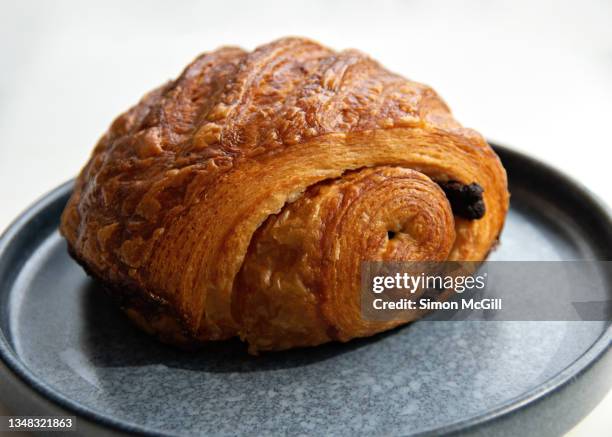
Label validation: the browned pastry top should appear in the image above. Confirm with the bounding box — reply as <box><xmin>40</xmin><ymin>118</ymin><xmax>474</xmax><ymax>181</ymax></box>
<box><xmin>61</xmin><ymin>37</ymin><xmax>508</xmax><ymax>350</ymax></box>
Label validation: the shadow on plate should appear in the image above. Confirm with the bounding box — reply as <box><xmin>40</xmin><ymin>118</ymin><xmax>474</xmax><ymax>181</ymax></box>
<box><xmin>80</xmin><ymin>280</ymin><xmax>401</xmax><ymax>373</ymax></box>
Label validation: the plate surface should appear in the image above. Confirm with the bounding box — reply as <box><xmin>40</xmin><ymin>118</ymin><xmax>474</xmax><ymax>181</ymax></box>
<box><xmin>0</xmin><ymin>145</ymin><xmax>610</xmax><ymax>436</ymax></box>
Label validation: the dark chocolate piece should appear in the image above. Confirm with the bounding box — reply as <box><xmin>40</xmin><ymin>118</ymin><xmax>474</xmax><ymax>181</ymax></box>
<box><xmin>437</xmin><ymin>181</ymin><xmax>485</xmax><ymax>219</ymax></box>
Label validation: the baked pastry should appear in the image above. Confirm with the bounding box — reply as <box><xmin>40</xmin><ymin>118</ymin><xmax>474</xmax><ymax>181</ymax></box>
<box><xmin>60</xmin><ymin>37</ymin><xmax>509</xmax><ymax>353</ymax></box>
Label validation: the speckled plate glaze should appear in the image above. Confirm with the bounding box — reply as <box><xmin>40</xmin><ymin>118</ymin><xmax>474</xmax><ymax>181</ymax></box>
<box><xmin>0</xmin><ymin>145</ymin><xmax>610</xmax><ymax>437</ymax></box>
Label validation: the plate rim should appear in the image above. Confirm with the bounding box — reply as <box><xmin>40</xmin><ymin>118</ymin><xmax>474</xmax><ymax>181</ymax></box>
<box><xmin>0</xmin><ymin>143</ymin><xmax>610</xmax><ymax>436</ymax></box>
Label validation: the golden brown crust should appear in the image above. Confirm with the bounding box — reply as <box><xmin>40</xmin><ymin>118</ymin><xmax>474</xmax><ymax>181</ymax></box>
<box><xmin>60</xmin><ymin>37</ymin><xmax>509</xmax><ymax>352</ymax></box>
<box><xmin>233</xmin><ymin>166</ymin><xmax>456</xmax><ymax>353</ymax></box>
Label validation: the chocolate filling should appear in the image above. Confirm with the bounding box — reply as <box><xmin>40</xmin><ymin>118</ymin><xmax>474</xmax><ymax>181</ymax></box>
<box><xmin>437</xmin><ymin>181</ymin><xmax>485</xmax><ymax>220</ymax></box>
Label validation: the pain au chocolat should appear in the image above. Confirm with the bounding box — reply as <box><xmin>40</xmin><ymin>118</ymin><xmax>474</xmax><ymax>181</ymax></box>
<box><xmin>60</xmin><ymin>37</ymin><xmax>509</xmax><ymax>353</ymax></box>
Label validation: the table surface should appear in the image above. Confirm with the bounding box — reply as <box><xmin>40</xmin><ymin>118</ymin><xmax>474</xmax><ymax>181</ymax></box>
<box><xmin>0</xmin><ymin>1</ymin><xmax>610</xmax><ymax>435</ymax></box>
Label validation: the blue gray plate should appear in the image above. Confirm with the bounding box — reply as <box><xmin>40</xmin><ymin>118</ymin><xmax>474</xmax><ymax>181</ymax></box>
<box><xmin>0</xmin><ymin>145</ymin><xmax>610</xmax><ymax>436</ymax></box>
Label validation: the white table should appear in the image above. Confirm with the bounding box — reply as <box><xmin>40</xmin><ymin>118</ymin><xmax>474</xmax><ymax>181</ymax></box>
<box><xmin>0</xmin><ymin>1</ymin><xmax>610</xmax><ymax>435</ymax></box>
